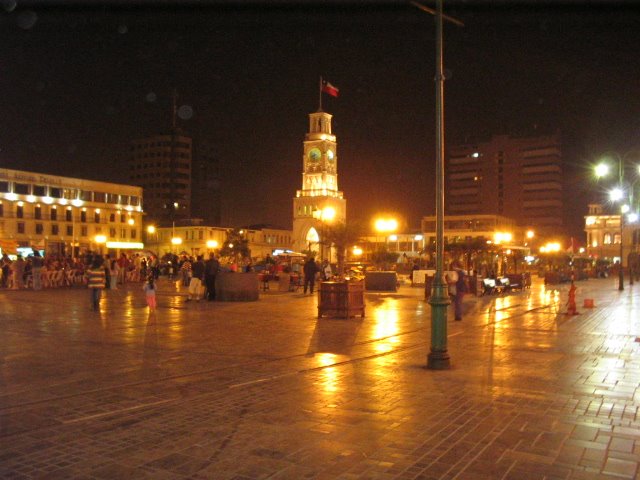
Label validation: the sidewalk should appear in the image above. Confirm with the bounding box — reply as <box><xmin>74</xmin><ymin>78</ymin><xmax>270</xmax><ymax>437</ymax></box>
<box><xmin>0</xmin><ymin>276</ymin><xmax>639</xmax><ymax>479</ymax></box>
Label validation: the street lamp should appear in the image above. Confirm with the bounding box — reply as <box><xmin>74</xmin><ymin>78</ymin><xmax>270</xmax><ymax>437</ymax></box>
<box><xmin>594</xmin><ymin>152</ymin><xmax>640</xmax><ymax>290</ymax></box>
<box><xmin>411</xmin><ymin>0</ymin><xmax>464</xmax><ymax>370</ymax></box>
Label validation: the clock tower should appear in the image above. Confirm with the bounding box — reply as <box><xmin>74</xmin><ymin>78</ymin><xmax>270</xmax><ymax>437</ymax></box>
<box><xmin>292</xmin><ymin>110</ymin><xmax>346</xmax><ymax>255</ymax></box>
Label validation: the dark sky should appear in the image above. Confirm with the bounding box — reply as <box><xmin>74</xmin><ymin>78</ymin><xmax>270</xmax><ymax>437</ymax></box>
<box><xmin>2</xmin><ymin>1</ymin><xmax>640</xmax><ymax>238</ymax></box>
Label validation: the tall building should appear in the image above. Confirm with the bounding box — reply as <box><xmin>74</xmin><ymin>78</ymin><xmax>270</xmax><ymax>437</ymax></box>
<box><xmin>446</xmin><ymin>133</ymin><xmax>563</xmax><ymax>237</ymax></box>
<box><xmin>128</xmin><ymin>131</ymin><xmax>192</xmax><ymax>225</ymax></box>
<box><xmin>191</xmin><ymin>140</ymin><xmax>222</xmax><ymax>226</ymax></box>
<box><xmin>292</xmin><ymin>110</ymin><xmax>347</xmax><ymax>254</ymax></box>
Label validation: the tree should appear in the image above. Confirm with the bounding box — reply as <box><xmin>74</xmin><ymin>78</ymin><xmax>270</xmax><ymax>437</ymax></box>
<box><xmin>219</xmin><ymin>229</ymin><xmax>250</xmax><ymax>264</ymax></box>
<box><xmin>321</xmin><ymin>221</ymin><xmax>364</xmax><ymax>276</ymax></box>
<box><xmin>370</xmin><ymin>248</ymin><xmax>399</xmax><ymax>271</ymax></box>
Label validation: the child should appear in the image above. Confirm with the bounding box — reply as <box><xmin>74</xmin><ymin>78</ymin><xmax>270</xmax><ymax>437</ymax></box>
<box><xmin>143</xmin><ymin>275</ymin><xmax>157</xmax><ymax>311</ymax></box>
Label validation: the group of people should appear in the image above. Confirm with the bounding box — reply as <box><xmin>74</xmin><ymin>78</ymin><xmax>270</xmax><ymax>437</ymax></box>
<box><xmin>86</xmin><ymin>252</ymin><xmax>222</xmax><ymax>312</ymax></box>
<box><xmin>1</xmin><ymin>252</ymin><xmax>86</xmax><ymax>290</ymax></box>
<box><xmin>302</xmin><ymin>257</ymin><xmax>333</xmax><ymax>294</ymax></box>
<box><xmin>0</xmin><ymin>251</ymin><xmax>160</xmax><ymax>291</ymax></box>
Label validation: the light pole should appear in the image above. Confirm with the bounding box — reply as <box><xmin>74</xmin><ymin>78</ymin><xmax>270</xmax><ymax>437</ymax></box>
<box><xmin>594</xmin><ymin>153</ymin><xmax>640</xmax><ymax>290</ymax></box>
<box><xmin>412</xmin><ymin>0</ymin><xmax>464</xmax><ymax>370</ymax></box>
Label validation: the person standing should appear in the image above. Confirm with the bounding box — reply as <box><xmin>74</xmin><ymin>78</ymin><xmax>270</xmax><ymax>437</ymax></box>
<box><xmin>452</xmin><ymin>263</ymin><xmax>467</xmax><ymax>321</ymax></box>
<box><xmin>204</xmin><ymin>253</ymin><xmax>220</xmax><ymax>301</ymax></box>
<box><xmin>303</xmin><ymin>256</ymin><xmax>320</xmax><ymax>294</ymax></box>
<box><xmin>31</xmin><ymin>251</ymin><xmax>44</xmax><ymax>290</ymax></box>
<box><xmin>1</xmin><ymin>254</ymin><xmax>11</xmax><ymax>288</ymax></box>
<box><xmin>86</xmin><ymin>257</ymin><xmax>106</xmax><ymax>311</ymax></box>
<box><xmin>13</xmin><ymin>255</ymin><xmax>25</xmax><ymax>289</ymax></box>
<box><xmin>109</xmin><ymin>255</ymin><xmax>119</xmax><ymax>290</ymax></box>
<box><xmin>143</xmin><ymin>274</ymin><xmax>157</xmax><ymax>312</ymax></box>
<box><xmin>187</xmin><ymin>255</ymin><xmax>205</xmax><ymax>301</ymax></box>
<box><xmin>321</xmin><ymin>259</ymin><xmax>332</xmax><ymax>281</ymax></box>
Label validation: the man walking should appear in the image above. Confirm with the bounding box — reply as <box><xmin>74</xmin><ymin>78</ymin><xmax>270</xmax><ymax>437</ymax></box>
<box><xmin>204</xmin><ymin>253</ymin><xmax>220</xmax><ymax>301</ymax></box>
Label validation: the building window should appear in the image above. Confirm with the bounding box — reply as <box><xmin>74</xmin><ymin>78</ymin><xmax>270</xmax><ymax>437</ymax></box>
<box><xmin>120</xmin><ymin>214</ymin><xmax>126</xmax><ymax>223</ymax></box>
<box><xmin>35</xmin><ymin>205</ymin><xmax>42</xmax><ymax>219</ymax></box>
<box><xmin>0</xmin><ymin>203</ymin><xmax>3</xmax><ymax>217</ymax></box>
<box><xmin>50</xmin><ymin>208</ymin><xmax>57</xmax><ymax>221</ymax></box>
<box><xmin>131</xmin><ymin>229</ymin><xmax>136</xmax><ymax>239</ymax></box>
<box><xmin>614</xmin><ymin>233</ymin><xmax>621</xmax><ymax>244</ymax></box>
<box><xmin>94</xmin><ymin>212</ymin><xmax>100</xmax><ymax>223</ymax></box>
<box><xmin>79</xmin><ymin>226</ymin><xmax>87</xmax><ymax>237</ymax></box>
<box><xmin>67</xmin><ymin>225</ymin><xmax>73</xmax><ymax>236</ymax></box>
<box><xmin>35</xmin><ymin>223</ymin><xmax>43</xmax><ymax>234</ymax></box>
<box><xmin>66</xmin><ymin>209</ymin><xmax>72</xmax><ymax>221</ymax></box>
<box><xmin>51</xmin><ymin>224</ymin><xmax>59</xmax><ymax>235</ymax></box>
<box><xmin>110</xmin><ymin>213</ymin><xmax>115</xmax><ymax>222</ymax></box>
<box><xmin>80</xmin><ymin>210</ymin><xmax>87</xmax><ymax>223</ymax></box>
<box><xmin>33</xmin><ymin>185</ymin><xmax>46</xmax><ymax>196</ymax></box>
<box><xmin>14</xmin><ymin>183</ymin><xmax>29</xmax><ymax>195</ymax></box>
<box><xmin>16</xmin><ymin>205</ymin><xmax>24</xmax><ymax>218</ymax></box>
<box><xmin>110</xmin><ymin>228</ymin><xmax>116</xmax><ymax>238</ymax></box>
<box><xmin>120</xmin><ymin>229</ymin><xmax>126</xmax><ymax>239</ymax></box>
<box><xmin>17</xmin><ymin>222</ymin><xmax>25</xmax><ymax>234</ymax></box>
<box><xmin>604</xmin><ymin>233</ymin><xmax>612</xmax><ymax>244</ymax></box>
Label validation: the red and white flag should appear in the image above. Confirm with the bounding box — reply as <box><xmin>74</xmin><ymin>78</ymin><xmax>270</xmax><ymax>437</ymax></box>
<box><xmin>321</xmin><ymin>80</ymin><xmax>339</xmax><ymax>98</ymax></box>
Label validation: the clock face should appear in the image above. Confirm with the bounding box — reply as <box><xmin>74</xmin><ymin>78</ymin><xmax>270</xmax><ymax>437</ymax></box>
<box><xmin>327</xmin><ymin>150</ymin><xmax>335</xmax><ymax>162</ymax></box>
<box><xmin>308</xmin><ymin>148</ymin><xmax>321</xmax><ymax>162</ymax></box>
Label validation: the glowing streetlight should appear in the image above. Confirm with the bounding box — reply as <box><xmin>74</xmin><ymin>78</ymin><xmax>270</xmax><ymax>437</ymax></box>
<box><xmin>171</xmin><ymin>237</ymin><xmax>182</xmax><ymax>245</ymax></box>
<box><xmin>374</xmin><ymin>218</ymin><xmax>398</xmax><ymax>233</ymax></box>
<box><xmin>147</xmin><ymin>225</ymin><xmax>156</xmax><ymax>234</ymax></box>
<box><xmin>206</xmin><ymin>240</ymin><xmax>218</xmax><ymax>249</ymax></box>
<box><xmin>609</xmin><ymin>188</ymin><xmax>624</xmax><ymax>202</ymax></box>
<box><xmin>526</xmin><ymin>230</ymin><xmax>534</xmax><ymax>239</ymax></box>
<box><xmin>352</xmin><ymin>246</ymin><xmax>363</xmax><ymax>256</ymax></box>
<box><xmin>594</xmin><ymin>163</ymin><xmax>609</xmax><ymax>178</ymax></box>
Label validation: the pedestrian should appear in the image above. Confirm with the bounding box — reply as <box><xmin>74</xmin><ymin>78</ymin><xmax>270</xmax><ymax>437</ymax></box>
<box><xmin>187</xmin><ymin>255</ymin><xmax>205</xmax><ymax>301</ymax></box>
<box><xmin>109</xmin><ymin>255</ymin><xmax>119</xmax><ymax>290</ymax></box>
<box><xmin>1</xmin><ymin>254</ymin><xmax>11</xmax><ymax>288</ymax></box>
<box><xmin>13</xmin><ymin>255</ymin><xmax>25</xmax><ymax>289</ymax></box>
<box><xmin>303</xmin><ymin>256</ymin><xmax>320</xmax><ymax>294</ymax></box>
<box><xmin>204</xmin><ymin>252</ymin><xmax>220</xmax><ymax>301</ymax></box>
<box><xmin>31</xmin><ymin>251</ymin><xmax>44</xmax><ymax>290</ymax></box>
<box><xmin>322</xmin><ymin>259</ymin><xmax>332</xmax><ymax>281</ymax></box>
<box><xmin>86</xmin><ymin>257</ymin><xmax>106</xmax><ymax>311</ymax></box>
<box><xmin>452</xmin><ymin>262</ymin><xmax>467</xmax><ymax>321</ymax></box>
<box><xmin>143</xmin><ymin>274</ymin><xmax>157</xmax><ymax>312</ymax></box>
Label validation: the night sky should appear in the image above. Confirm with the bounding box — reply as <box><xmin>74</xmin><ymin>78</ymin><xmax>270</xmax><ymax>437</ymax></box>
<box><xmin>2</xmin><ymin>1</ymin><xmax>640</xmax><ymax>239</ymax></box>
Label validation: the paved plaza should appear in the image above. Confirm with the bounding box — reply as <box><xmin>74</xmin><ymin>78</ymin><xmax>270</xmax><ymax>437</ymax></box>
<box><xmin>1</xmin><ymin>275</ymin><xmax>639</xmax><ymax>479</ymax></box>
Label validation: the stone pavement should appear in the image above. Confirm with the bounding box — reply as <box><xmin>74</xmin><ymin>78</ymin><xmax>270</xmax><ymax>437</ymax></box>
<box><xmin>0</xmin><ymin>275</ymin><xmax>639</xmax><ymax>479</ymax></box>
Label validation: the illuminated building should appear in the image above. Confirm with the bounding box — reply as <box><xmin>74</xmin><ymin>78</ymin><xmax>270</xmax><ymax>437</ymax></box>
<box><xmin>0</xmin><ymin>168</ymin><xmax>143</xmax><ymax>256</ymax></box>
<box><xmin>150</xmin><ymin>223</ymin><xmax>292</xmax><ymax>260</ymax></box>
<box><xmin>421</xmin><ymin>214</ymin><xmax>520</xmax><ymax>245</ymax></box>
<box><xmin>292</xmin><ymin>110</ymin><xmax>347</xmax><ymax>254</ymax></box>
<box><xmin>584</xmin><ymin>203</ymin><xmax>639</xmax><ymax>266</ymax></box>
<box><xmin>446</xmin><ymin>133</ymin><xmax>563</xmax><ymax>237</ymax></box>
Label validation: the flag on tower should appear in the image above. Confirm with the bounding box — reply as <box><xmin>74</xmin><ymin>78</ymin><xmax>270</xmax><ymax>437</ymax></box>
<box><xmin>321</xmin><ymin>80</ymin><xmax>339</xmax><ymax>97</ymax></box>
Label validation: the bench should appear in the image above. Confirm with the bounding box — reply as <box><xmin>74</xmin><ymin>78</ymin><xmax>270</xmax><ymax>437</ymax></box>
<box><xmin>482</xmin><ymin>278</ymin><xmax>498</xmax><ymax>295</ymax></box>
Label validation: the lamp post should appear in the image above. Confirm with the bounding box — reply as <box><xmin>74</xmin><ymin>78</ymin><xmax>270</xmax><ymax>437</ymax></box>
<box><xmin>411</xmin><ymin>0</ymin><xmax>463</xmax><ymax>370</ymax></box>
<box><xmin>594</xmin><ymin>153</ymin><xmax>640</xmax><ymax>290</ymax></box>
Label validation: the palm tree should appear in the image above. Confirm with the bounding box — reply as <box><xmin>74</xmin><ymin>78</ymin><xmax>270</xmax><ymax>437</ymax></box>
<box><xmin>321</xmin><ymin>221</ymin><xmax>364</xmax><ymax>276</ymax></box>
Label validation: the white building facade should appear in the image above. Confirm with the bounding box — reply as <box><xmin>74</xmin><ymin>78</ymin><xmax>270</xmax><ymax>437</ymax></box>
<box><xmin>0</xmin><ymin>168</ymin><xmax>143</xmax><ymax>256</ymax></box>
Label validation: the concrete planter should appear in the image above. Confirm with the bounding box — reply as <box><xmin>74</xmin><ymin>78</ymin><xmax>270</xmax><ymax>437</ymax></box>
<box><xmin>216</xmin><ymin>272</ymin><xmax>259</xmax><ymax>301</ymax></box>
<box><xmin>364</xmin><ymin>271</ymin><xmax>398</xmax><ymax>292</ymax></box>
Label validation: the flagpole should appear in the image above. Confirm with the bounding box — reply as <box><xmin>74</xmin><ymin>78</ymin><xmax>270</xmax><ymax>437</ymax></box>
<box><xmin>319</xmin><ymin>76</ymin><xmax>323</xmax><ymax>111</ymax></box>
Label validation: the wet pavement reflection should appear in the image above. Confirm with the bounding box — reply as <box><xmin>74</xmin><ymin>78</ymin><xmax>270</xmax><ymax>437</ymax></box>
<box><xmin>1</xmin><ymin>276</ymin><xmax>639</xmax><ymax>479</ymax></box>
